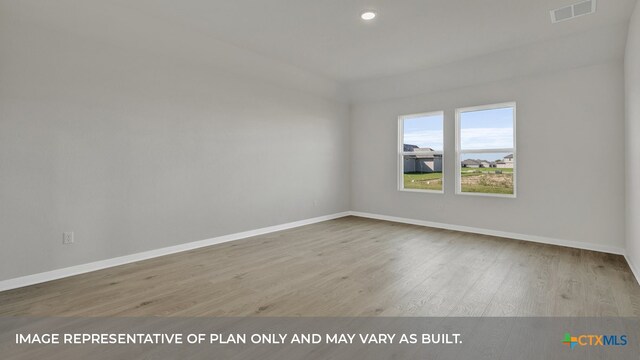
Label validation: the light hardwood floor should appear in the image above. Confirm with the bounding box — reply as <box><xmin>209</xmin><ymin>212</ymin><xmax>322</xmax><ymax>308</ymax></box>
<box><xmin>1</xmin><ymin>216</ymin><xmax>638</xmax><ymax>317</ymax></box>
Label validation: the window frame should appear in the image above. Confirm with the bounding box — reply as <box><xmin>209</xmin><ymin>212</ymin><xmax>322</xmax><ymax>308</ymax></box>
<box><xmin>455</xmin><ymin>102</ymin><xmax>517</xmax><ymax>198</ymax></box>
<box><xmin>397</xmin><ymin>111</ymin><xmax>445</xmax><ymax>194</ymax></box>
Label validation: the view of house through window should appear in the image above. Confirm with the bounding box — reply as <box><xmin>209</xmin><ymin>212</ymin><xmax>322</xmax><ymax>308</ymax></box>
<box><xmin>456</xmin><ymin>104</ymin><xmax>516</xmax><ymax>196</ymax></box>
<box><xmin>399</xmin><ymin>112</ymin><xmax>444</xmax><ymax>192</ymax></box>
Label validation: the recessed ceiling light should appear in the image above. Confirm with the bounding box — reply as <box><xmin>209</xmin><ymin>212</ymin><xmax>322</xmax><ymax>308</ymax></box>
<box><xmin>361</xmin><ymin>11</ymin><xmax>376</xmax><ymax>21</ymax></box>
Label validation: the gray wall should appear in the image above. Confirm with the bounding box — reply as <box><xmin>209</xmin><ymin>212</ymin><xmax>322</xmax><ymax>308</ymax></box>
<box><xmin>0</xmin><ymin>2</ymin><xmax>350</xmax><ymax>281</ymax></box>
<box><xmin>350</xmin><ymin>61</ymin><xmax>626</xmax><ymax>251</ymax></box>
<box><xmin>626</xmin><ymin>0</ymin><xmax>640</xmax><ymax>274</ymax></box>
<box><xmin>0</xmin><ymin>1</ymin><xmax>634</xmax><ymax>283</ymax></box>
<box><xmin>347</xmin><ymin>23</ymin><xmax>629</xmax><ymax>103</ymax></box>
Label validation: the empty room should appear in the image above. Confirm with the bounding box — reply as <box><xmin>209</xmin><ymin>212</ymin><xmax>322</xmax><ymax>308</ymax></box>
<box><xmin>1</xmin><ymin>0</ymin><xmax>640</xmax><ymax>359</ymax></box>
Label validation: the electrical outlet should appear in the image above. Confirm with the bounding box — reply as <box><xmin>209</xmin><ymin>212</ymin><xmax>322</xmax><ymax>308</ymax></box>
<box><xmin>63</xmin><ymin>232</ymin><xmax>74</xmax><ymax>244</ymax></box>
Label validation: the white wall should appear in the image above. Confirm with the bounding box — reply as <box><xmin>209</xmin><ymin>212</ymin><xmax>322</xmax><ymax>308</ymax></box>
<box><xmin>350</xmin><ymin>59</ymin><xmax>626</xmax><ymax>253</ymax></box>
<box><xmin>0</xmin><ymin>1</ymin><xmax>349</xmax><ymax>281</ymax></box>
<box><xmin>625</xmin><ymin>0</ymin><xmax>640</xmax><ymax>276</ymax></box>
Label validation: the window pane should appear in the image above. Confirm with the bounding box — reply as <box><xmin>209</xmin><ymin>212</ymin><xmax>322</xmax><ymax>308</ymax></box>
<box><xmin>403</xmin><ymin>155</ymin><xmax>443</xmax><ymax>191</ymax></box>
<box><xmin>460</xmin><ymin>152</ymin><xmax>514</xmax><ymax>195</ymax></box>
<box><xmin>460</xmin><ymin>106</ymin><xmax>514</xmax><ymax>150</ymax></box>
<box><xmin>403</xmin><ymin>113</ymin><xmax>443</xmax><ymax>151</ymax></box>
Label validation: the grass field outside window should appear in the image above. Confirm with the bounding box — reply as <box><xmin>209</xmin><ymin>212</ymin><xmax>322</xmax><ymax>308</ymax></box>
<box><xmin>456</xmin><ymin>103</ymin><xmax>516</xmax><ymax>197</ymax></box>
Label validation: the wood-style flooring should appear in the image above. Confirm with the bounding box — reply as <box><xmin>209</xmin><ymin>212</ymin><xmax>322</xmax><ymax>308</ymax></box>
<box><xmin>1</xmin><ymin>216</ymin><xmax>638</xmax><ymax>316</ymax></box>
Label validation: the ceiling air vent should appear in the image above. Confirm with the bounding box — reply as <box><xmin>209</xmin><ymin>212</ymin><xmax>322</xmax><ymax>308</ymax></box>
<box><xmin>550</xmin><ymin>0</ymin><xmax>596</xmax><ymax>23</ymax></box>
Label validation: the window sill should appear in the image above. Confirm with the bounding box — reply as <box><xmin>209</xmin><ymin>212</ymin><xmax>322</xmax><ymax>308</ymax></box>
<box><xmin>455</xmin><ymin>191</ymin><xmax>516</xmax><ymax>199</ymax></box>
<box><xmin>398</xmin><ymin>189</ymin><xmax>445</xmax><ymax>195</ymax></box>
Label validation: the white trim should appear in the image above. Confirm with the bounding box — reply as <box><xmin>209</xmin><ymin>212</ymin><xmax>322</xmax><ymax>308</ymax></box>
<box><xmin>455</xmin><ymin>102</ymin><xmax>517</xmax><ymax>198</ymax></box>
<box><xmin>349</xmin><ymin>211</ymin><xmax>626</xmax><ymax>256</ymax></box>
<box><xmin>0</xmin><ymin>212</ymin><xmax>351</xmax><ymax>292</ymax></box>
<box><xmin>453</xmin><ymin>191</ymin><xmax>515</xmax><ymax>199</ymax></box>
<box><xmin>456</xmin><ymin>102</ymin><xmax>517</xmax><ymax>113</ymax></box>
<box><xmin>3</xmin><ymin>210</ymin><xmax>635</xmax><ymax>292</ymax></box>
<box><xmin>398</xmin><ymin>111</ymin><xmax>445</xmax><ymax>194</ymax></box>
<box><xmin>398</xmin><ymin>188</ymin><xmax>444</xmax><ymax>195</ymax></box>
<box><xmin>625</xmin><ymin>255</ymin><xmax>640</xmax><ymax>286</ymax></box>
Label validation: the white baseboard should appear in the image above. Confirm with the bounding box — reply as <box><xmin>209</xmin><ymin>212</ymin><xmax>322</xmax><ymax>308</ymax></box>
<box><xmin>2</xmin><ymin>210</ymin><xmax>636</xmax><ymax>292</ymax></box>
<box><xmin>625</xmin><ymin>255</ymin><xmax>640</xmax><ymax>286</ymax></box>
<box><xmin>0</xmin><ymin>212</ymin><xmax>351</xmax><ymax>292</ymax></box>
<box><xmin>349</xmin><ymin>211</ymin><xmax>627</xmax><ymax>256</ymax></box>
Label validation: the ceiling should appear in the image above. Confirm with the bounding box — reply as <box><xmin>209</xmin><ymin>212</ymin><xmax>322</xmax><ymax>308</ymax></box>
<box><xmin>115</xmin><ymin>0</ymin><xmax>636</xmax><ymax>83</ymax></box>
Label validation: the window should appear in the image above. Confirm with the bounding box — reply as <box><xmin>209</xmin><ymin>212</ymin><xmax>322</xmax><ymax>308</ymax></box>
<box><xmin>455</xmin><ymin>103</ymin><xmax>516</xmax><ymax>197</ymax></box>
<box><xmin>398</xmin><ymin>111</ymin><xmax>444</xmax><ymax>193</ymax></box>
